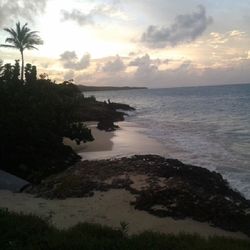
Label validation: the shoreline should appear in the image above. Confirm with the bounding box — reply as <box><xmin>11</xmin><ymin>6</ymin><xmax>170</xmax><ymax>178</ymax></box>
<box><xmin>64</xmin><ymin>122</ymin><xmax>114</xmax><ymax>153</ymax></box>
<box><xmin>64</xmin><ymin>121</ymin><xmax>167</xmax><ymax>160</ymax></box>
<box><xmin>1</xmin><ymin>121</ymin><xmax>250</xmax><ymax>240</ymax></box>
<box><xmin>27</xmin><ymin>154</ymin><xmax>250</xmax><ymax>238</ymax></box>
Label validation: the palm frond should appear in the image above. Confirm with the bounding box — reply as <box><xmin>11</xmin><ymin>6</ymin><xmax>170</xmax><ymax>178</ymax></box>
<box><xmin>1</xmin><ymin>22</ymin><xmax>43</xmax><ymax>61</ymax></box>
<box><xmin>23</xmin><ymin>33</ymin><xmax>39</xmax><ymax>44</ymax></box>
<box><xmin>5</xmin><ymin>37</ymin><xmax>16</xmax><ymax>43</ymax></box>
<box><xmin>24</xmin><ymin>45</ymin><xmax>39</xmax><ymax>50</ymax></box>
<box><xmin>0</xmin><ymin>44</ymin><xmax>16</xmax><ymax>48</ymax></box>
<box><xmin>3</xmin><ymin>28</ymin><xmax>16</xmax><ymax>38</ymax></box>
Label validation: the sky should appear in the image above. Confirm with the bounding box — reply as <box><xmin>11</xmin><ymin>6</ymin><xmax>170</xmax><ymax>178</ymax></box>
<box><xmin>1</xmin><ymin>0</ymin><xmax>250</xmax><ymax>87</ymax></box>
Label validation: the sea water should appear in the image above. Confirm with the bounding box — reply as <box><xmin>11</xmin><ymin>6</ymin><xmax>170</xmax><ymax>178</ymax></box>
<box><xmin>85</xmin><ymin>84</ymin><xmax>250</xmax><ymax>199</ymax></box>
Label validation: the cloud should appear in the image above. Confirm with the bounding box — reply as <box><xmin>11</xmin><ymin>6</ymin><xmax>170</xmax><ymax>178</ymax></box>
<box><xmin>129</xmin><ymin>54</ymin><xmax>152</xmax><ymax>67</ymax></box>
<box><xmin>207</xmin><ymin>30</ymin><xmax>247</xmax><ymax>49</ymax></box>
<box><xmin>128</xmin><ymin>54</ymin><xmax>161</xmax><ymax>80</ymax></box>
<box><xmin>0</xmin><ymin>0</ymin><xmax>47</xmax><ymax>27</ymax></box>
<box><xmin>61</xmin><ymin>3</ymin><xmax>128</xmax><ymax>26</ymax></box>
<box><xmin>70</xmin><ymin>53</ymin><xmax>250</xmax><ymax>88</ymax></box>
<box><xmin>129</xmin><ymin>54</ymin><xmax>161</xmax><ymax>67</ymax></box>
<box><xmin>91</xmin><ymin>4</ymin><xmax>129</xmax><ymax>20</ymax></box>
<box><xmin>102</xmin><ymin>55</ymin><xmax>126</xmax><ymax>72</ymax></box>
<box><xmin>60</xmin><ymin>51</ymin><xmax>90</xmax><ymax>70</ymax></box>
<box><xmin>129</xmin><ymin>54</ymin><xmax>163</xmax><ymax>71</ymax></box>
<box><xmin>61</xmin><ymin>9</ymin><xmax>93</xmax><ymax>26</ymax></box>
<box><xmin>141</xmin><ymin>5</ymin><xmax>213</xmax><ymax>48</ymax></box>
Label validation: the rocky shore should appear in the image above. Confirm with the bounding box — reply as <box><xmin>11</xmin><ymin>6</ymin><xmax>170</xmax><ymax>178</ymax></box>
<box><xmin>28</xmin><ymin>155</ymin><xmax>250</xmax><ymax>236</ymax></box>
<box><xmin>81</xmin><ymin>98</ymin><xmax>135</xmax><ymax>131</ymax></box>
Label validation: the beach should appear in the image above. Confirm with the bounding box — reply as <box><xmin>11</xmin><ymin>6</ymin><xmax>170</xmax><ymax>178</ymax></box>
<box><xmin>64</xmin><ymin>121</ymin><xmax>167</xmax><ymax>160</ymax></box>
<box><xmin>1</xmin><ymin>121</ymin><xmax>249</xmax><ymax>240</ymax></box>
<box><xmin>0</xmin><ymin>188</ymin><xmax>248</xmax><ymax>239</ymax></box>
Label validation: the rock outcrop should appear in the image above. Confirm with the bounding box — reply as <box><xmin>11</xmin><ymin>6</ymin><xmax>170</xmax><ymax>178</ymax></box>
<box><xmin>28</xmin><ymin>155</ymin><xmax>250</xmax><ymax>236</ymax></box>
<box><xmin>80</xmin><ymin>99</ymin><xmax>135</xmax><ymax>131</ymax></box>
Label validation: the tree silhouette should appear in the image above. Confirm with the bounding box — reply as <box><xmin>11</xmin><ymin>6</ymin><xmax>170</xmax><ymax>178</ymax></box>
<box><xmin>25</xmin><ymin>63</ymin><xmax>37</xmax><ymax>83</ymax></box>
<box><xmin>1</xmin><ymin>63</ymin><xmax>12</xmax><ymax>81</ymax></box>
<box><xmin>13</xmin><ymin>60</ymin><xmax>20</xmax><ymax>81</ymax></box>
<box><xmin>0</xmin><ymin>61</ymin><xmax>94</xmax><ymax>181</ymax></box>
<box><xmin>0</xmin><ymin>60</ymin><xmax>21</xmax><ymax>82</ymax></box>
<box><xmin>0</xmin><ymin>22</ymin><xmax>43</xmax><ymax>81</ymax></box>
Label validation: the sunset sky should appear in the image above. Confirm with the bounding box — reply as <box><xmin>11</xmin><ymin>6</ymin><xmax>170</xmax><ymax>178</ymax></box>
<box><xmin>1</xmin><ymin>0</ymin><xmax>250</xmax><ymax>87</ymax></box>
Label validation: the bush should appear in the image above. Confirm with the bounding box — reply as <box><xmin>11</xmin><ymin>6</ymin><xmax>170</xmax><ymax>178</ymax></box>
<box><xmin>0</xmin><ymin>210</ymin><xmax>250</xmax><ymax>250</ymax></box>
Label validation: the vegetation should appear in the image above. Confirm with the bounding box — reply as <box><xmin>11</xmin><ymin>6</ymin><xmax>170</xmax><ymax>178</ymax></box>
<box><xmin>0</xmin><ymin>22</ymin><xmax>43</xmax><ymax>81</ymax></box>
<box><xmin>0</xmin><ymin>209</ymin><xmax>249</xmax><ymax>250</ymax></box>
<box><xmin>0</xmin><ymin>59</ymin><xmax>134</xmax><ymax>182</ymax></box>
<box><xmin>0</xmin><ymin>22</ymin><xmax>135</xmax><ymax>182</ymax></box>
<box><xmin>0</xmin><ymin>60</ymin><xmax>93</xmax><ymax>182</ymax></box>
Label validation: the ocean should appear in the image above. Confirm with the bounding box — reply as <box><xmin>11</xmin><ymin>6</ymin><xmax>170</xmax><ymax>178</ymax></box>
<box><xmin>85</xmin><ymin>84</ymin><xmax>250</xmax><ymax>199</ymax></box>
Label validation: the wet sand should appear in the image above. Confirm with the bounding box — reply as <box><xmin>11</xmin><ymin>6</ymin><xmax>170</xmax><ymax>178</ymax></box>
<box><xmin>64</xmin><ymin>122</ymin><xmax>114</xmax><ymax>153</ymax></box>
<box><xmin>71</xmin><ymin>121</ymin><xmax>167</xmax><ymax>160</ymax></box>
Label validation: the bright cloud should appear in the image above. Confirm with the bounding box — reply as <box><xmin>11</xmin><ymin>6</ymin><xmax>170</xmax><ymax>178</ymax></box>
<box><xmin>60</xmin><ymin>51</ymin><xmax>91</xmax><ymax>70</ymax></box>
<box><xmin>102</xmin><ymin>55</ymin><xmax>126</xmax><ymax>72</ymax></box>
<box><xmin>61</xmin><ymin>3</ymin><xmax>129</xmax><ymax>26</ymax></box>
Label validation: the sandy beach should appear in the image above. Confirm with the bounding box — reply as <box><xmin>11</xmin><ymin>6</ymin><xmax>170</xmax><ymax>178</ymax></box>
<box><xmin>64</xmin><ymin>122</ymin><xmax>115</xmax><ymax>153</ymax></box>
<box><xmin>0</xmin><ymin>189</ymin><xmax>248</xmax><ymax>239</ymax></box>
<box><xmin>1</xmin><ymin>121</ymin><xmax>249</xmax><ymax>239</ymax></box>
<box><xmin>65</xmin><ymin>121</ymin><xmax>167</xmax><ymax>160</ymax></box>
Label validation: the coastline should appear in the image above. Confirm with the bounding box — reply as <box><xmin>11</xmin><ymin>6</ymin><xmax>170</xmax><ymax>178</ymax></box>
<box><xmin>1</xmin><ymin>121</ymin><xmax>250</xmax><ymax>239</ymax></box>
<box><xmin>64</xmin><ymin>122</ymin><xmax>114</xmax><ymax>153</ymax></box>
<box><xmin>87</xmin><ymin>86</ymin><xmax>250</xmax><ymax>200</ymax></box>
<box><xmin>66</xmin><ymin>121</ymin><xmax>167</xmax><ymax>160</ymax></box>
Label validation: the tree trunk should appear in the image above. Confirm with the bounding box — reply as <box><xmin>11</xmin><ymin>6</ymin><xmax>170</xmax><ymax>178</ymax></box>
<box><xmin>21</xmin><ymin>49</ymin><xmax>24</xmax><ymax>81</ymax></box>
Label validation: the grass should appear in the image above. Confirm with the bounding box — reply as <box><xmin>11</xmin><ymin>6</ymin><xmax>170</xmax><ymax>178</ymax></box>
<box><xmin>0</xmin><ymin>209</ymin><xmax>250</xmax><ymax>250</ymax></box>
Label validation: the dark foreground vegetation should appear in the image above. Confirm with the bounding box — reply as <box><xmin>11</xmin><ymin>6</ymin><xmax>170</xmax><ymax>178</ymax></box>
<box><xmin>0</xmin><ymin>209</ymin><xmax>249</xmax><ymax>250</ymax></box>
<box><xmin>0</xmin><ymin>61</ymin><xmax>133</xmax><ymax>182</ymax></box>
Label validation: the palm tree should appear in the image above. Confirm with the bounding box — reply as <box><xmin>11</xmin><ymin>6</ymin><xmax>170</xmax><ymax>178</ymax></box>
<box><xmin>0</xmin><ymin>22</ymin><xmax>43</xmax><ymax>81</ymax></box>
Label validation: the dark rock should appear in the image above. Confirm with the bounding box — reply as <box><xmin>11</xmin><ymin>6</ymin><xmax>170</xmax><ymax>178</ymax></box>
<box><xmin>107</xmin><ymin>102</ymin><xmax>135</xmax><ymax>112</ymax></box>
<box><xmin>80</xmin><ymin>99</ymin><xmax>135</xmax><ymax>128</ymax></box>
<box><xmin>97</xmin><ymin>120</ymin><xmax>119</xmax><ymax>131</ymax></box>
<box><xmin>28</xmin><ymin>155</ymin><xmax>250</xmax><ymax>236</ymax></box>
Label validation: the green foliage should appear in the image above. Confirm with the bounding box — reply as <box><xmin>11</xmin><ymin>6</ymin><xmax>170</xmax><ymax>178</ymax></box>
<box><xmin>0</xmin><ymin>62</ymin><xmax>93</xmax><ymax>182</ymax></box>
<box><xmin>0</xmin><ymin>210</ymin><xmax>249</xmax><ymax>250</ymax></box>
